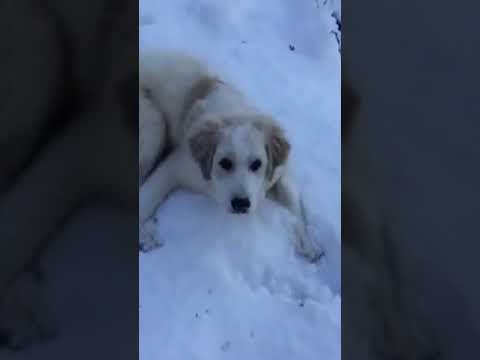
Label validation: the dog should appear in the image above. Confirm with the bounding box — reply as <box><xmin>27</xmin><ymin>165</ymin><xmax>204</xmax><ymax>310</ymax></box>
<box><xmin>0</xmin><ymin>0</ymin><xmax>137</xmax><ymax>350</ymax></box>
<box><xmin>138</xmin><ymin>50</ymin><xmax>322</xmax><ymax>262</ymax></box>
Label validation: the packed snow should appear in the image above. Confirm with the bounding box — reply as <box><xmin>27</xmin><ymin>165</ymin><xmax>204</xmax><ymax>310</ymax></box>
<box><xmin>139</xmin><ymin>1</ymin><xmax>341</xmax><ymax>359</ymax></box>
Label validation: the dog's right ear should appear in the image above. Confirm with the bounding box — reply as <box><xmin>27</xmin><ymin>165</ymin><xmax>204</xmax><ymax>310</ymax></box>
<box><xmin>189</xmin><ymin>121</ymin><xmax>220</xmax><ymax>181</ymax></box>
<box><xmin>265</xmin><ymin>124</ymin><xmax>290</xmax><ymax>183</ymax></box>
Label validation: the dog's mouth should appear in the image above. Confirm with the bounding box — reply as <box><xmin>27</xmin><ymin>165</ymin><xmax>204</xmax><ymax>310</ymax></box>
<box><xmin>230</xmin><ymin>208</ymin><xmax>249</xmax><ymax>215</ymax></box>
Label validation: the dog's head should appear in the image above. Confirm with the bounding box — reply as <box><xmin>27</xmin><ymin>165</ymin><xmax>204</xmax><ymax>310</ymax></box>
<box><xmin>189</xmin><ymin>113</ymin><xmax>290</xmax><ymax>214</ymax></box>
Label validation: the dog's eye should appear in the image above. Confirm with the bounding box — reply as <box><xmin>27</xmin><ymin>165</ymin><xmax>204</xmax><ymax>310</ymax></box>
<box><xmin>219</xmin><ymin>158</ymin><xmax>233</xmax><ymax>171</ymax></box>
<box><xmin>250</xmin><ymin>159</ymin><xmax>262</xmax><ymax>172</ymax></box>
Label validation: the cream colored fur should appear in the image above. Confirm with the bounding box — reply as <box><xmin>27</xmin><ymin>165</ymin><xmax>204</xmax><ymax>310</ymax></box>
<box><xmin>139</xmin><ymin>49</ymin><xmax>321</xmax><ymax>261</ymax></box>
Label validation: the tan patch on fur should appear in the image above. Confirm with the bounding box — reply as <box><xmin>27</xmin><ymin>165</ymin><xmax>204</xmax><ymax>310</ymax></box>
<box><xmin>182</xmin><ymin>76</ymin><xmax>223</xmax><ymax>121</ymax></box>
<box><xmin>261</xmin><ymin>123</ymin><xmax>290</xmax><ymax>181</ymax></box>
<box><xmin>189</xmin><ymin>121</ymin><xmax>220</xmax><ymax>180</ymax></box>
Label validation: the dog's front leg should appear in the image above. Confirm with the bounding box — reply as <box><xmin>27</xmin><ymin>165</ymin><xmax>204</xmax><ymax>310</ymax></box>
<box><xmin>269</xmin><ymin>175</ymin><xmax>323</xmax><ymax>262</ymax></box>
<box><xmin>139</xmin><ymin>150</ymin><xmax>186</xmax><ymax>251</ymax></box>
<box><xmin>0</xmin><ymin>104</ymin><xmax>136</xmax><ymax>295</ymax></box>
<box><xmin>0</xmin><ymin>123</ymin><xmax>89</xmax><ymax>296</ymax></box>
<box><xmin>139</xmin><ymin>150</ymin><xmax>185</xmax><ymax>223</ymax></box>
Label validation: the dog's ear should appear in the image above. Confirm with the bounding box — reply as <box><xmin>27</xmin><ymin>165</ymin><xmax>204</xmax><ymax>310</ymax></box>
<box><xmin>189</xmin><ymin>121</ymin><xmax>220</xmax><ymax>181</ymax></box>
<box><xmin>265</xmin><ymin>124</ymin><xmax>290</xmax><ymax>182</ymax></box>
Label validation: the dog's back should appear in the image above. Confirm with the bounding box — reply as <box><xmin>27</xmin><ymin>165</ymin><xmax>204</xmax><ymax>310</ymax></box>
<box><xmin>139</xmin><ymin>50</ymin><xmax>212</xmax><ymax>142</ymax></box>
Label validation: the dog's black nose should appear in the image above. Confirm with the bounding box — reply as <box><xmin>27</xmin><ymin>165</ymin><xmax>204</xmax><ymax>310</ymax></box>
<box><xmin>231</xmin><ymin>197</ymin><xmax>250</xmax><ymax>213</ymax></box>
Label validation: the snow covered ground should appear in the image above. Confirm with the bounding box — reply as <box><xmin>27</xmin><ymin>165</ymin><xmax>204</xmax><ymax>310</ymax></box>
<box><xmin>139</xmin><ymin>1</ymin><xmax>341</xmax><ymax>359</ymax></box>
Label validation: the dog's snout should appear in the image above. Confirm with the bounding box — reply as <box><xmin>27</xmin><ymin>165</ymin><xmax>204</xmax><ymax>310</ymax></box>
<box><xmin>231</xmin><ymin>197</ymin><xmax>251</xmax><ymax>213</ymax></box>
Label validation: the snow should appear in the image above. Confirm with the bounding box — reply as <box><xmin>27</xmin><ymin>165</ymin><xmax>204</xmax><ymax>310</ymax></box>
<box><xmin>139</xmin><ymin>1</ymin><xmax>341</xmax><ymax>359</ymax></box>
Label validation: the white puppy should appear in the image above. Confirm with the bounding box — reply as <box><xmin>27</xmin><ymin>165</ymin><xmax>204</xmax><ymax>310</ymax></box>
<box><xmin>139</xmin><ymin>49</ymin><xmax>322</xmax><ymax>261</ymax></box>
<box><xmin>139</xmin><ymin>87</ymin><xmax>165</xmax><ymax>184</ymax></box>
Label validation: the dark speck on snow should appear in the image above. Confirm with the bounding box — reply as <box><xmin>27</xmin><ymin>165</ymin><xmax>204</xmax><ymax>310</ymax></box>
<box><xmin>221</xmin><ymin>341</ymin><xmax>231</xmax><ymax>352</ymax></box>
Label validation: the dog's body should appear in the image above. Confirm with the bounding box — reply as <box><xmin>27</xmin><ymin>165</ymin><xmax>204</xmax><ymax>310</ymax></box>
<box><xmin>0</xmin><ymin>0</ymin><xmax>137</xmax><ymax>349</ymax></box>
<box><xmin>139</xmin><ymin>50</ymin><xmax>321</xmax><ymax>261</ymax></box>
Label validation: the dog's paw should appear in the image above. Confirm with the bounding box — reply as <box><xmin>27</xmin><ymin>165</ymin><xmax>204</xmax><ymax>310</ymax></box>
<box><xmin>295</xmin><ymin>242</ymin><xmax>324</xmax><ymax>263</ymax></box>
<box><xmin>294</xmin><ymin>225</ymin><xmax>324</xmax><ymax>263</ymax></box>
<box><xmin>0</xmin><ymin>269</ymin><xmax>57</xmax><ymax>351</ymax></box>
<box><xmin>139</xmin><ymin>221</ymin><xmax>163</xmax><ymax>253</ymax></box>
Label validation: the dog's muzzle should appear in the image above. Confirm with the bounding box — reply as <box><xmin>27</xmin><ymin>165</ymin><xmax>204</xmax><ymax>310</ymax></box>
<box><xmin>231</xmin><ymin>197</ymin><xmax>250</xmax><ymax>214</ymax></box>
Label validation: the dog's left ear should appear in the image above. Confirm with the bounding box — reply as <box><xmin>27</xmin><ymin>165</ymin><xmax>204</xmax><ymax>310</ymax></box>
<box><xmin>189</xmin><ymin>121</ymin><xmax>220</xmax><ymax>181</ymax></box>
<box><xmin>265</xmin><ymin>124</ymin><xmax>290</xmax><ymax>182</ymax></box>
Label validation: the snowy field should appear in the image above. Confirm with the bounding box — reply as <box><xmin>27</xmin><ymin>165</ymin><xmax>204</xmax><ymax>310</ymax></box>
<box><xmin>139</xmin><ymin>1</ymin><xmax>341</xmax><ymax>359</ymax></box>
